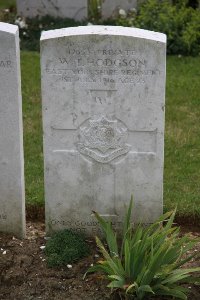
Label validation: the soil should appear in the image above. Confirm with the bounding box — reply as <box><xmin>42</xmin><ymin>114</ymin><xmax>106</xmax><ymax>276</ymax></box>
<box><xmin>0</xmin><ymin>222</ymin><xmax>200</xmax><ymax>300</ymax></box>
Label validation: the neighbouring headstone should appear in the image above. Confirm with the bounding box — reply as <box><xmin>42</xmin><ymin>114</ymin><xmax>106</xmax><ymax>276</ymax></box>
<box><xmin>41</xmin><ymin>26</ymin><xmax>166</xmax><ymax>235</ymax></box>
<box><xmin>16</xmin><ymin>0</ymin><xmax>88</xmax><ymax>21</ymax></box>
<box><xmin>0</xmin><ymin>23</ymin><xmax>25</xmax><ymax>238</ymax></box>
<box><xmin>101</xmin><ymin>0</ymin><xmax>137</xmax><ymax>19</ymax></box>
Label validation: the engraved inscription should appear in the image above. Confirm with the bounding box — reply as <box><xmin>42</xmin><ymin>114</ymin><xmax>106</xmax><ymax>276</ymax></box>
<box><xmin>90</xmin><ymin>89</ymin><xmax>117</xmax><ymax>105</ymax></box>
<box><xmin>77</xmin><ymin>115</ymin><xmax>131</xmax><ymax>163</ymax></box>
<box><xmin>59</xmin><ymin>48</ymin><xmax>136</xmax><ymax>56</ymax></box>
<box><xmin>50</xmin><ymin>219</ymin><xmax>123</xmax><ymax>233</ymax></box>
<box><xmin>0</xmin><ymin>214</ymin><xmax>7</xmax><ymax>220</ymax></box>
<box><xmin>0</xmin><ymin>60</ymin><xmax>12</xmax><ymax>68</ymax></box>
<box><xmin>45</xmin><ymin>46</ymin><xmax>160</xmax><ymax>85</ymax></box>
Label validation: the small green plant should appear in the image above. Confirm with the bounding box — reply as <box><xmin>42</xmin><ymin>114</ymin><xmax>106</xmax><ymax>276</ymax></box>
<box><xmin>88</xmin><ymin>0</ymin><xmax>102</xmax><ymax>22</ymax></box>
<box><xmin>86</xmin><ymin>197</ymin><xmax>200</xmax><ymax>299</ymax></box>
<box><xmin>45</xmin><ymin>229</ymin><xmax>90</xmax><ymax>267</ymax></box>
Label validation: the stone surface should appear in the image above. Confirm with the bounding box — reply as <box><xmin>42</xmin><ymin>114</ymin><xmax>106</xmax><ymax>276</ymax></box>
<box><xmin>16</xmin><ymin>0</ymin><xmax>87</xmax><ymax>21</ymax></box>
<box><xmin>101</xmin><ymin>0</ymin><xmax>137</xmax><ymax>19</ymax></box>
<box><xmin>0</xmin><ymin>23</ymin><xmax>25</xmax><ymax>238</ymax></box>
<box><xmin>41</xmin><ymin>26</ymin><xmax>166</xmax><ymax>235</ymax></box>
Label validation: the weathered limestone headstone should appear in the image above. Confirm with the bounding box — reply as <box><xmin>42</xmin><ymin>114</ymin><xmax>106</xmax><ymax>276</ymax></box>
<box><xmin>41</xmin><ymin>26</ymin><xmax>166</xmax><ymax>235</ymax></box>
<box><xmin>0</xmin><ymin>23</ymin><xmax>25</xmax><ymax>238</ymax></box>
<box><xmin>16</xmin><ymin>0</ymin><xmax>88</xmax><ymax>21</ymax></box>
<box><xmin>101</xmin><ymin>0</ymin><xmax>137</xmax><ymax>19</ymax></box>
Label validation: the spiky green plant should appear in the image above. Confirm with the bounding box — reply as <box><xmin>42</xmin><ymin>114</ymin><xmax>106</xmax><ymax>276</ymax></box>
<box><xmin>86</xmin><ymin>197</ymin><xmax>200</xmax><ymax>299</ymax></box>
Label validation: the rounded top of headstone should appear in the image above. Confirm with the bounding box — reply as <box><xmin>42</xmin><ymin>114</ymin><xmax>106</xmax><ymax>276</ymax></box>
<box><xmin>41</xmin><ymin>25</ymin><xmax>166</xmax><ymax>44</ymax></box>
<box><xmin>0</xmin><ymin>22</ymin><xmax>18</xmax><ymax>34</ymax></box>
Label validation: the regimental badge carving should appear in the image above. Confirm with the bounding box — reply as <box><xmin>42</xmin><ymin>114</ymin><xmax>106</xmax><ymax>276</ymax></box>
<box><xmin>77</xmin><ymin>115</ymin><xmax>131</xmax><ymax>163</ymax></box>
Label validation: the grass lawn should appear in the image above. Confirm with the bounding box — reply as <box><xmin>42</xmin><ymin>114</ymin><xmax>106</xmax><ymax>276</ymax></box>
<box><xmin>21</xmin><ymin>52</ymin><xmax>43</xmax><ymax>206</ymax></box>
<box><xmin>0</xmin><ymin>0</ymin><xmax>15</xmax><ymax>9</ymax></box>
<box><xmin>164</xmin><ymin>56</ymin><xmax>200</xmax><ymax>222</ymax></box>
<box><xmin>21</xmin><ymin>51</ymin><xmax>200</xmax><ymax>222</ymax></box>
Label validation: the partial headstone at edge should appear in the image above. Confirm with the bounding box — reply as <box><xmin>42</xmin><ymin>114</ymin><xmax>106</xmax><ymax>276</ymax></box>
<box><xmin>0</xmin><ymin>22</ymin><xmax>25</xmax><ymax>238</ymax></box>
<box><xmin>41</xmin><ymin>26</ymin><xmax>166</xmax><ymax>235</ymax></box>
<box><xmin>16</xmin><ymin>0</ymin><xmax>88</xmax><ymax>21</ymax></box>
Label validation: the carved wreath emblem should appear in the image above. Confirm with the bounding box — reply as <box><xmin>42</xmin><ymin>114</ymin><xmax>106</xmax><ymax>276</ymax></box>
<box><xmin>77</xmin><ymin>115</ymin><xmax>131</xmax><ymax>163</ymax></box>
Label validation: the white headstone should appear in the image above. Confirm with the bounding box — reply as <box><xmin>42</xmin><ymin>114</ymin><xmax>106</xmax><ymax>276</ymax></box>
<box><xmin>0</xmin><ymin>23</ymin><xmax>25</xmax><ymax>238</ymax></box>
<box><xmin>101</xmin><ymin>0</ymin><xmax>137</xmax><ymax>19</ymax></box>
<box><xmin>41</xmin><ymin>26</ymin><xmax>166</xmax><ymax>235</ymax></box>
<box><xmin>16</xmin><ymin>0</ymin><xmax>88</xmax><ymax>21</ymax></box>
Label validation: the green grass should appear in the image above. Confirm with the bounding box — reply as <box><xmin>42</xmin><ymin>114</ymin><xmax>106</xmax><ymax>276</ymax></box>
<box><xmin>21</xmin><ymin>51</ymin><xmax>43</xmax><ymax>206</ymax></box>
<box><xmin>21</xmin><ymin>52</ymin><xmax>200</xmax><ymax>222</ymax></box>
<box><xmin>0</xmin><ymin>0</ymin><xmax>15</xmax><ymax>9</ymax></box>
<box><xmin>164</xmin><ymin>56</ymin><xmax>200</xmax><ymax>221</ymax></box>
